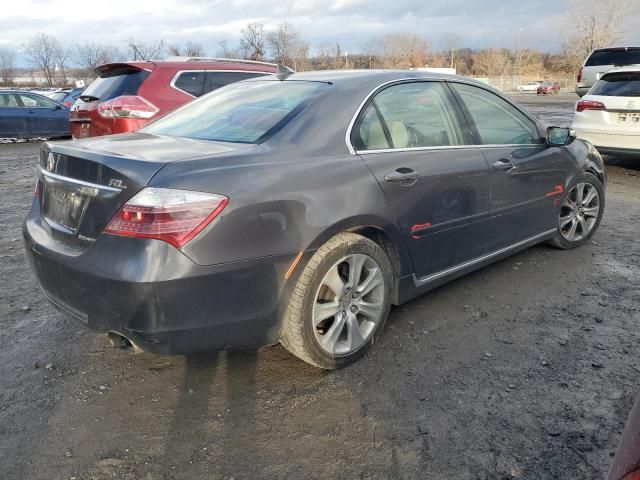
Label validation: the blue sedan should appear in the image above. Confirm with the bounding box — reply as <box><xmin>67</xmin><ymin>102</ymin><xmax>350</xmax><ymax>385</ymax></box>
<box><xmin>0</xmin><ymin>90</ymin><xmax>70</xmax><ymax>138</ymax></box>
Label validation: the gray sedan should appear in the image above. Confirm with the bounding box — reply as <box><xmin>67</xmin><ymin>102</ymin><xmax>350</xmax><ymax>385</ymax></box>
<box><xmin>23</xmin><ymin>70</ymin><xmax>606</xmax><ymax>369</ymax></box>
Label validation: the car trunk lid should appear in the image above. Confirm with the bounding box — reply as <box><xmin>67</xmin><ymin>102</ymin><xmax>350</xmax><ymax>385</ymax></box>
<box><xmin>37</xmin><ymin>133</ymin><xmax>253</xmax><ymax>247</ymax></box>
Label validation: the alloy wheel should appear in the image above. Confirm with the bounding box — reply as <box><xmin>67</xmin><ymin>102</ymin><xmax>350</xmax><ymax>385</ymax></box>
<box><xmin>312</xmin><ymin>254</ymin><xmax>386</xmax><ymax>355</ymax></box>
<box><xmin>559</xmin><ymin>182</ymin><xmax>601</xmax><ymax>242</ymax></box>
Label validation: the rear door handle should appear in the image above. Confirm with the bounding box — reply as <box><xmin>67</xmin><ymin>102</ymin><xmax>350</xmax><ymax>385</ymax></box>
<box><xmin>491</xmin><ymin>159</ymin><xmax>515</xmax><ymax>171</ymax></box>
<box><xmin>384</xmin><ymin>168</ymin><xmax>418</xmax><ymax>185</ymax></box>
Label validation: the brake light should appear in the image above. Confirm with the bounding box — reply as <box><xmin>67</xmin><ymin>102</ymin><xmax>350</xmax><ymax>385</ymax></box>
<box><xmin>104</xmin><ymin>188</ymin><xmax>228</xmax><ymax>248</ymax></box>
<box><xmin>577</xmin><ymin>67</ymin><xmax>583</xmax><ymax>83</ymax></box>
<box><xmin>576</xmin><ymin>100</ymin><xmax>606</xmax><ymax>112</ymax></box>
<box><xmin>622</xmin><ymin>471</ymin><xmax>640</xmax><ymax>480</ymax></box>
<box><xmin>63</xmin><ymin>101</ymin><xmax>71</xmax><ymax>107</ymax></box>
<box><xmin>97</xmin><ymin>96</ymin><xmax>158</xmax><ymax>119</ymax></box>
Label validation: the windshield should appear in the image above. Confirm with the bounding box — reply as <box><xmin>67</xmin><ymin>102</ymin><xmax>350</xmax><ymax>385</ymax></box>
<box><xmin>586</xmin><ymin>48</ymin><xmax>640</xmax><ymax>67</ymax></box>
<box><xmin>591</xmin><ymin>72</ymin><xmax>640</xmax><ymax>97</ymax></box>
<box><xmin>142</xmin><ymin>80</ymin><xmax>329</xmax><ymax>143</ymax></box>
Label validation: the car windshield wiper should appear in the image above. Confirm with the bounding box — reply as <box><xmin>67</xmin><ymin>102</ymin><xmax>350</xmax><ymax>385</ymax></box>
<box><xmin>79</xmin><ymin>95</ymin><xmax>100</xmax><ymax>102</ymax></box>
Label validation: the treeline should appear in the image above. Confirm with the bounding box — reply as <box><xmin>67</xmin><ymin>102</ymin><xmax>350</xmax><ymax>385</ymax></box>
<box><xmin>0</xmin><ymin>0</ymin><xmax>634</xmax><ymax>88</ymax></box>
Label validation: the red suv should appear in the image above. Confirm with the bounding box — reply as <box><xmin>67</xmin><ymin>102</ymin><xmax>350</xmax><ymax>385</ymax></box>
<box><xmin>69</xmin><ymin>58</ymin><xmax>277</xmax><ymax>138</ymax></box>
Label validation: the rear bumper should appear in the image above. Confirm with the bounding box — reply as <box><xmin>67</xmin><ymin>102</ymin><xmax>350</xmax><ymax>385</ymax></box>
<box><xmin>23</xmin><ymin>210</ymin><xmax>298</xmax><ymax>355</ymax></box>
<box><xmin>574</xmin><ymin>129</ymin><xmax>640</xmax><ymax>156</ymax></box>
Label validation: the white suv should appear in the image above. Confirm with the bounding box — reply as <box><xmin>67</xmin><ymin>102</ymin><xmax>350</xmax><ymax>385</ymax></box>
<box><xmin>576</xmin><ymin>47</ymin><xmax>640</xmax><ymax>97</ymax></box>
<box><xmin>572</xmin><ymin>67</ymin><xmax>640</xmax><ymax>157</ymax></box>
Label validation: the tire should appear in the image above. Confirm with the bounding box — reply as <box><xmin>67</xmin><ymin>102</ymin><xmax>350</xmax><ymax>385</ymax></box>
<box><xmin>548</xmin><ymin>172</ymin><xmax>605</xmax><ymax>250</ymax></box>
<box><xmin>280</xmin><ymin>232</ymin><xmax>393</xmax><ymax>369</ymax></box>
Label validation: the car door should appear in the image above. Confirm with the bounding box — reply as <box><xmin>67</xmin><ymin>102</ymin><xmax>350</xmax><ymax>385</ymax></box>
<box><xmin>0</xmin><ymin>93</ymin><xmax>26</xmax><ymax>137</ymax></box>
<box><xmin>17</xmin><ymin>93</ymin><xmax>67</xmax><ymax>137</ymax></box>
<box><xmin>351</xmin><ymin>80</ymin><xmax>491</xmax><ymax>278</ymax></box>
<box><xmin>449</xmin><ymin>82</ymin><xmax>571</xmax><ymax>251</ymax></box>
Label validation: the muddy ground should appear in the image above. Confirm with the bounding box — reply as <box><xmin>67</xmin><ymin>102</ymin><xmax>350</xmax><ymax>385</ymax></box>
<box><xmin>1</xmin><ymin>93</ymin><xmax>639</xmax><ymax>480</ymax></box>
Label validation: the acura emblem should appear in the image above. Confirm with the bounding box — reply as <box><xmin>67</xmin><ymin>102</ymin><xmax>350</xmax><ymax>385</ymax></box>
<box><xmin>46</xmin><ymin>152</ymin><xmax>56</xmax><ymax>172</ymax></box>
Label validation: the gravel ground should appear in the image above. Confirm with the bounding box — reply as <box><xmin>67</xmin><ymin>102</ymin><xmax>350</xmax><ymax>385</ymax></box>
<box><xmin>1</xmin><ymin>93</ymin><xmax>639</xmax><ymax>480</ymax></box>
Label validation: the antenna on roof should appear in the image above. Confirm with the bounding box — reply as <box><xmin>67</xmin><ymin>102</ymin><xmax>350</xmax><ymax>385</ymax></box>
<box><xmin>275</xmin><ymin>64</ymin><xmax>295</xmax><ymax>81</ymax></box>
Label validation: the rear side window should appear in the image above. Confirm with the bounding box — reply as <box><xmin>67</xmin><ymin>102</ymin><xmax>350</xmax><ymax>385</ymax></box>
<box><xmin>451</xmin><ymin>83</ymin><xmax>542</xmax><ymax>145</ymax></box>
<box><xmin>81</xmin><ymin>69</ymin><xmax>150</xmax><ymax>101</ymax></box>
<box><xmin>17</xmin><ymin>94</ymin><xmax>58</xmax><ymax>108</ymax></box>
<box><xmin>141</xmin><ymin>80</ymin><xmax>328</xmax><ymax>143</ymax></box>
<box><xmin>590</xmin><ymin>72</ymin><xmax>640</xmax><ymax>97</ymax></box>
<box><xmin>205</xmin><ymin>71</ymin><xmax>269</xmax><ymax>94</ymax></box>
<box><xmin>173</xmin><ymin>71</ymin><xmax>206</xmax><ymax>97</ymax></box>
<box><xmin>353</xmin><ymin>81</ymin><xmax>464</xmax><ymax>151</ymax></box>
<box><xmin>586</xmin><ymin>48</ymin><xmax>640</xmax><ymax>67</ymax></box>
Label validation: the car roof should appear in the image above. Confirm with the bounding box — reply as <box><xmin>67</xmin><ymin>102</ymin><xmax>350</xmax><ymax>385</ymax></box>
<box><xmin>96</xmin><ymin>58</ymin><xmax>278</xmax><ymax>73</ymax></box>
<box><xmin>246</xmin><ymin>69</ymin><xmax>494</xmax><ymax>89</ymax></box>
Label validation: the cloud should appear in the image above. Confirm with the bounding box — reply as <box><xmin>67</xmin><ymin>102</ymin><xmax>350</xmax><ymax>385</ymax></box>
<box><xmin>2</xmin><ymin>0</ymin><xmax>639</xmax><ymax>64</ymax></box>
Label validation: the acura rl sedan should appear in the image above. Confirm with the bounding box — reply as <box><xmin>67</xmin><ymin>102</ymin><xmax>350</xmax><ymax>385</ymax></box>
<box><xmin>24</xmin><ymin>70</ymin><xmax>606</xmax><ymax>369</ymax></box>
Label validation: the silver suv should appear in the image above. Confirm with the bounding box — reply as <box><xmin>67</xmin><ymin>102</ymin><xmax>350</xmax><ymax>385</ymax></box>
<box><xmin>576</xmin><ymin>47</ymin><xmax>640</xmax><ymax>97</ymax></box>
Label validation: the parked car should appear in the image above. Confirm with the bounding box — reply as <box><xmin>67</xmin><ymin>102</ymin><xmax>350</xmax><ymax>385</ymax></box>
<box><xmin>607</xmin><ymin>395</ymin><xmax>640</xmax><ymax>480</ymax></box>
<box><xmin>69</xmin><ymin>57</ymin><xmax>278</xmax><ymax>139</ymax></box>
<box><xmin>576</xmin><ymin>46</ymin><xmax>640</xmax><ymax>97</ymax></box>
<box><xmin>517</xmin><ymin>81</ymin><xmax>542</xmax><ymax>92</ymax></box>
<box><xmin>0</xmin><ymin>90</ymin><xmax>70</xmax><ymax>138</ymax></box>
<box><xmin>24</xmin><ymin>71</ymin><xmax>606</xmax><ymax>369</ymax></box>
<box><xmin>44</xmin><ymin>88</ymin><xmax>85</xmax><ymax>108</ymax></box>
<box><xmin>572</xmin><ymin>67</ymin><xmax>640</xmax><ymax>157</ymax></box>
<box><xmin>537</xmin><ymin>81</ymin><xmax>561</xmax><ymax>95</ymax></box>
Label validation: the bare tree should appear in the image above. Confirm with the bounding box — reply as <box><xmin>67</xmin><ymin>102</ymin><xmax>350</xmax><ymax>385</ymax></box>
<box><xmin>443</xmin><ymin>33</ymin><xmax>460</xmax><ymax>69</ymax></box>
<box><xmin>378</xmin><ymin>33</ymin><xmax>429</xmax><ymax>69</ymax></box>
<box><xmin>268</xmin><ymin>23</ymin><xmax>303</xmax><ymax>68</ymax></box>
<box><xmin>217</xmin><ymin>40</ymin><xmax>240</xmax><ymax>59</ymax></box>
<box><xmin>75</xmin><ymin>42</ymin><xmax>123</xmax><ymax>78</ymax></box>
<box><xmin>127</xmin><ymin>38</ymin><xmax>167</xmax><ymax>60</ymax></box>
<box><xmin>564</xmin><ymin>0</ymin><xmax>636</xmax><ymax>59</ymax></box>
<box><xmin>168</xmin><ymin>41</ymin><xmax>205</xmax><ymax>57</ymax></box>
<box><xmin>53</xmin><ymin>44</ymin><xmax>71</xmax><ymax>85</ymax></box>
<box><xmin>0</xmin><ymin>47</ymin><xmax>15</xmax><ymax>86</ymax></box>
<box><xmin>23</xmin><ymin>33</ymin><xmax>63</xmax><ymax>86</ymax></box>
<box><xmin>239</xmin><ymin>23</ymin><xmax>265</xmax><ymax>61</ymax></box>
<box><xmin>472</xmin><ymin>48</ymin><xmax>512</xmax><ymax>77</ymax></box>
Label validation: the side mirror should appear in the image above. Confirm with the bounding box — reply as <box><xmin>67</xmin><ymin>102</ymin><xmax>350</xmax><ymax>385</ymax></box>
<box><xmin>546</xmin><ymin>127</ymin><xmax>575</xmax><ymax>146</ymax></box>
<box><xmin>53</xmin><ymin>104</ymin><xmax>62</xmax><ymax>110</ymax></box>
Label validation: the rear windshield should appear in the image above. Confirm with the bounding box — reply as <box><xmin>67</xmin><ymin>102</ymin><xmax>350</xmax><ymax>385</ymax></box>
<box><xmin>81</xmin><ymin>68</ymin><xmax>150</xmax><ymax>101</ymax></box>
<box><xmin>142</xmin><ymin>80</ymin><xmax>329</xmax><ymax>143</ymax></box>
<box><xmin>586</xmin><ymin>48</ymin><xmax>640</xmax><ymax>67</ymax></box>
<box><xmin>590</xmin><ymin>72</ymin><xmax>640</xmax><ymax>97</ymax></box>
<box><xmin>47</xmin><ymin>92</ymin><xmax>67</xmax><ymax>102</ymax></box>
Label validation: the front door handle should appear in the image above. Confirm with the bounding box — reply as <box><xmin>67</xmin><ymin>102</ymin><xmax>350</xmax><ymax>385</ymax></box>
<box><xmin>491</xmin><ymin>159</ymin><xmax>515</xmax><ymax>171</ymax></box>
<box><xmin>384</xmin><ymin>168</ymin><xmax>418</xmax><ymax>185</ymax></box>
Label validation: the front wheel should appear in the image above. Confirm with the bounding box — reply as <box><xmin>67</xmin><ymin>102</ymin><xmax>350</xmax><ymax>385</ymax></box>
<box><xmin>280</xmin><ymin>232</ymin><xmax>392</xmax><ymax>369</ymax></box>
<box><xmin>548</xmin><ymin>172</ymin><xmax>604</xmax><ymax>249</ymax></box>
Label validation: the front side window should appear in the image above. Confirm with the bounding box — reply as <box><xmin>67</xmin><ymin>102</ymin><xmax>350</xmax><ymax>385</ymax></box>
<box><xmin>353</xmin><ymin>81</ymin><xmax>464</xmax><ymax>151</ymax></box>
<box><xmin>451</xmin><ymin>83</ymin><xmax>542</xmax><ymax>145</ymax></box>
<box><xmin>17</xmin><ymin>94</ymin><xmax>57</xmax><ymax>108</ymax></box>
<box><xmin>142</xmin><ymin>80</ymin><xmax>329</xmax><ymax>143</ymax></box>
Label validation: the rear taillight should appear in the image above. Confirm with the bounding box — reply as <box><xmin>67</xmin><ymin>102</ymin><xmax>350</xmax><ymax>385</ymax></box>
<box><xmin>97</xmin><ymin>95</ymin><xmax>158</xmax><ymax>119</ymax></box>
<box><xmin>576</xmin><ymin>100</ymin><xmax>606</xmax><ymax>113</ymax></box>
<box><xmin>63</xmin><ymin>101</ymin><xmax>71</xmax><ymax>107</ymax></box>
<box><xmin>104</xmin><ymin>188</ymin><xmax>228</xmax><ymax>248</ymax></box>
<box><xmin>576</xmin><ymin>67</ymin><xmax>583</xmax><ymax>83</ymax></box>
<box><xmin>622</xmin><ymin>471</ymin><xmax>640</xmax><ymax>480</ymax></box>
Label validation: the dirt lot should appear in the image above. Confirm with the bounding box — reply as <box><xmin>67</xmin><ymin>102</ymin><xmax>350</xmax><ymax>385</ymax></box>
<box><xmin>1</xmin><ymin>93</ymin><xmax>639</xmax><ymax>480</ymax></box>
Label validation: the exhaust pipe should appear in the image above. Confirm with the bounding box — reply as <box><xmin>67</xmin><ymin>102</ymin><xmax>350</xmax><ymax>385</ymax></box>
<box><xmin>107</xmin><ymin>331</ymin><xmax>143</xmax><ymax>354</ymax></box>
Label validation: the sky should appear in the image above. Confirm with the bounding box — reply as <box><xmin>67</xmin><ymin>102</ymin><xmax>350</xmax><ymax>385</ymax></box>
<box><xmin>1</xmin><ymin>0</ymin><xmax>639</xmax><ymax>63</ymax></box>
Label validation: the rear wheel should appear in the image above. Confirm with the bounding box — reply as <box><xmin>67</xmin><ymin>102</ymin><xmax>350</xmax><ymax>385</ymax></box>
<box><xmin>280</xmin><ymin>232</ymin><xmax>392</xmax><ymax>369</ymax></box>
<box><xmin>548</xmin><ymin>172</ymin><xmax>604</xmax><ymax>249</ymax></box>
